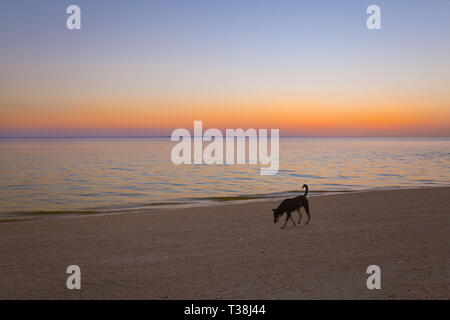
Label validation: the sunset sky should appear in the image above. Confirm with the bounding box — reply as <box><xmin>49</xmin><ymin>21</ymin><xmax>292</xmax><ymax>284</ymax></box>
<box><xmin>0</xmin><ymin>0</ymin><xmax>449</xmax><ymax>137</ymax></box>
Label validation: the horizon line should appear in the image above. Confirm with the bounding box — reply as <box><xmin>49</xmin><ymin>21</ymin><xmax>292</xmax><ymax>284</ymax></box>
<box><xmin>1</xmin><ymin>136</ymin><xmax>449</xmax><ymax>139</ymax></box>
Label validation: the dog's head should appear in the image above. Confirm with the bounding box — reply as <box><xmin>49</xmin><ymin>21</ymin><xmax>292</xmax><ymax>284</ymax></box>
<box><xmin>272</xmin><ymin>208</ymin><xmax>282</xmax><ymax>223</ymax></box>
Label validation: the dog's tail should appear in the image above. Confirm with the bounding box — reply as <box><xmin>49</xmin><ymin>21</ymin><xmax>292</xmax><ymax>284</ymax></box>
<box><xmin>302</xmin><ymin>184</ymin><xmax>308</xmax><ymax>197</ymax></box>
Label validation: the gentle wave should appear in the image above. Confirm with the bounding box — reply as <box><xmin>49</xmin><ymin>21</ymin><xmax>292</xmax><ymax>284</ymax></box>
<box><xmin>0</xmin><ymin>188</ymin><xmax>359</xmax><ymax>221</ymax></box>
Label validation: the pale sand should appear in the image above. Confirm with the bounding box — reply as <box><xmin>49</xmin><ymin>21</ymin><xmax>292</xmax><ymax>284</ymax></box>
<box><xmin>0</xmin><ymin>187</ymin><xmax>448</xmax><ymax>299</ymax></box>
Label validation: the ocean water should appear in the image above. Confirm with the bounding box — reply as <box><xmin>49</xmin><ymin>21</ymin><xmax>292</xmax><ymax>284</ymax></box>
<box><xmin>0</xmin><ymin>137</ymin><xmax>449</xmax><ymax>216</ymax></box>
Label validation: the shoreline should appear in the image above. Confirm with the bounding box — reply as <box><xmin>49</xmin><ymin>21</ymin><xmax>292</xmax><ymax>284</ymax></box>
<box><xmin>0</xmin><ymin>187</ymin><xmax>449</xmax><ymax>299</ymax></box>
<box><xmin>1</xmin><ymin>185</ymin><xmax>449</xmax><ymax>223</ymax></box>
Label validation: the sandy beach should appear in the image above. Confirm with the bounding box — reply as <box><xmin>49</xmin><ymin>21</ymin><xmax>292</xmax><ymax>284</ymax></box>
<box><xmin>0</xmin><ymin>187</ymin><xmax>448</xmax><ymax>299</ymax></box>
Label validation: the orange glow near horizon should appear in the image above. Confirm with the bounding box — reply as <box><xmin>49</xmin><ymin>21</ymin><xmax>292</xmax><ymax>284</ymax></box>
<box><xmin>1</xmin><ymin>95</ymin><xmax>449</xmax><ymax>136</ymax></box>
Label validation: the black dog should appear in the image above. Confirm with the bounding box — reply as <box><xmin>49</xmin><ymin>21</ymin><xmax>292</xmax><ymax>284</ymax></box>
<box><xmin>272</xmin><ymin>184</ymin><xmax>310</xmax><ymax>229</ymax></box>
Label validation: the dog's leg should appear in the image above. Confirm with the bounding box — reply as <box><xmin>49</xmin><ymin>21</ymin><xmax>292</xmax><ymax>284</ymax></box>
<box><xmin>289</xmin><ymin>214</ymin><xmax>296</xmax><ymax>226</ymax></box>
<box><xmin>297</xmin><ymin>208</ymin><xmax>302</xmax><ymax>224</ymax></box>
<box><xmin>281</xmin><ymin>213</ymin><xmax>289</xmax><ymax>229</ymax></box>
<box><xmin>304</xmin><ymin>199</ymin><xmax>311</xmax><ymax>225</ymax></box>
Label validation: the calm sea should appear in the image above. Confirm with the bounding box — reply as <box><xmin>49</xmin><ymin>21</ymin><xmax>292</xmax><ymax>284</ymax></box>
<box><xmin>0</xmin><ymin>138</ymin><xmax>449</xmax><ymax>216</ymax></box>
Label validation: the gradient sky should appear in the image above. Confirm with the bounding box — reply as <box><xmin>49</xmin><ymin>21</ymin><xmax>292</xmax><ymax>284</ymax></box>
<box><xmin>0</xmin><ymin>0</ymin><xmax>449</xmax><ymax>137</ymax></box>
